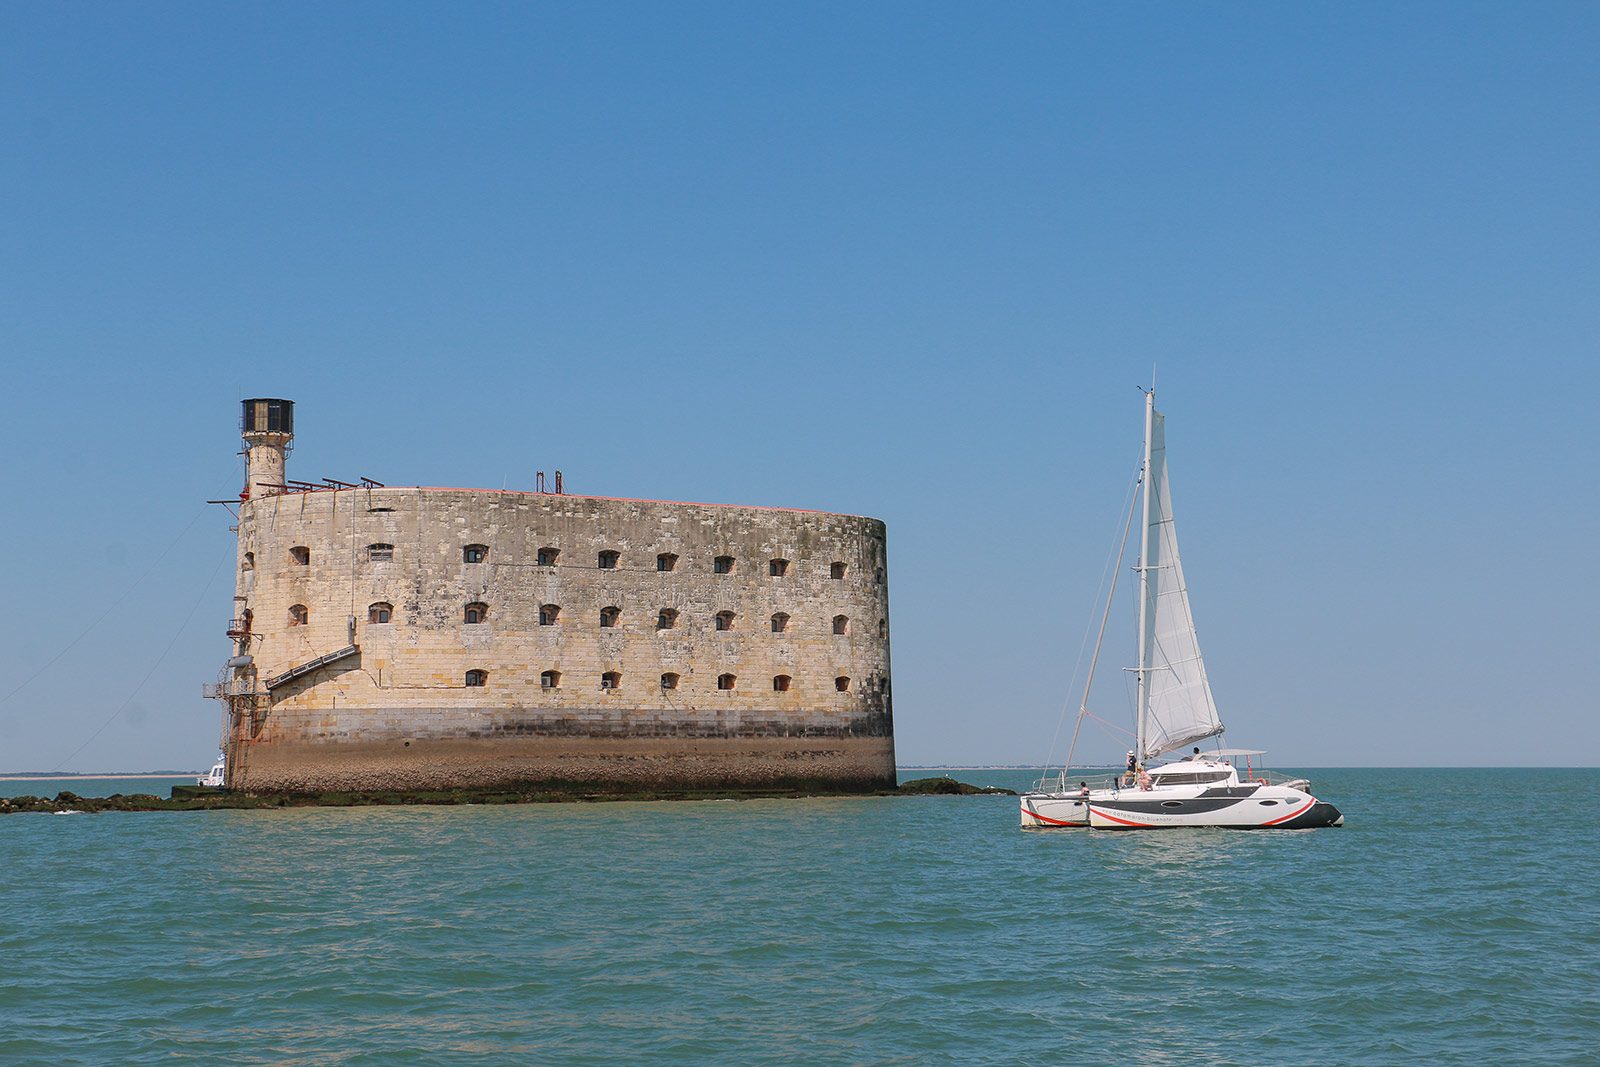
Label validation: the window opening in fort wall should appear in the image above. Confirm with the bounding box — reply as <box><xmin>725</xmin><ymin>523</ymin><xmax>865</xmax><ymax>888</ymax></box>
<box><xmin>212</xmin><ymin>397</ymin><xmax>895</xmax><ymax>796</ymax></box>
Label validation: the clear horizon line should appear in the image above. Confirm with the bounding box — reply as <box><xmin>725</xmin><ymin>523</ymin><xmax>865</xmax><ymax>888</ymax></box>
<box><xmin>7</xmin><ymin>763</ymin><xmax>1597</xmax><ymax>779</ymax></box>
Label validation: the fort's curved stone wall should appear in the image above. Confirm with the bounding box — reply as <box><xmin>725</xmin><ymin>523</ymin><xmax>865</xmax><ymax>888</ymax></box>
<box><xmin>226</xmin><ymin>487</ymin><xmax>894</xmax><ymax>794</ymax></box>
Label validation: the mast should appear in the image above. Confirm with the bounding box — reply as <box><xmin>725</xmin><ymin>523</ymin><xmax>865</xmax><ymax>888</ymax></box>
<box><xmin>1134</xmin><ymin>388</ymin><xmax>1155</xmax><ymax>763</ymax></box>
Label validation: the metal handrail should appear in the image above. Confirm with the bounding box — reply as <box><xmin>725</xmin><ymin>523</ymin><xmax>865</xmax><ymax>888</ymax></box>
<box><xmin>1243</xmin><ymin>768</ymin><xmax>1311</xmax><ymax>788</ymax></box>
<box><xmin>1028</xmin><ymin>766</ymin><xmax>1309</xmax><ymax>794</ymax></box>
<box><xmin>1027</xmin><ymin>771</ymin><xmax>1126</xmax><ymax>794</ymax></box>
<box><xmin>203</xmin><ymin>680</ymin><xmax>263</xmax><ymax>699</ymax></box>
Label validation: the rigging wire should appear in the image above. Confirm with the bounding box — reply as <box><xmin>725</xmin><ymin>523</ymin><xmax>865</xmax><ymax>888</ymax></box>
<box><xmin>1082</xmin><ymin>710</ymin><xmax>1135</xmax><ymax>738</ymax></box>
<box><xmin>0</xmin><ymin>464</ymin><xmax>244</xmax><ymax>716</ymax></box>
<box><xmin>0</xmin><ymin>503</ymin><xmax>212</xmax><ymax>714</ymax></box>
<box><xmin>54</xmin><ymin>540</ymin><xmax>233</xmax><ymax>771</ymax></box>
<box><xmin>1060</xmin><ymin>457</ymin><xmax>1143</xmax><ymax>777</ymax></box>
<box><xmin>1038</xmin><ymin>449</ymin><xmax>1145</xmax><ymax>779</ymax></box>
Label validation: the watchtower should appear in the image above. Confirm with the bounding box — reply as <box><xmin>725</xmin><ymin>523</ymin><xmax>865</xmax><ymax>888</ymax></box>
<box><xmin>241</xmin><ymin>398</ymin><xmax>294</xmax><ymax>499</ymax></box>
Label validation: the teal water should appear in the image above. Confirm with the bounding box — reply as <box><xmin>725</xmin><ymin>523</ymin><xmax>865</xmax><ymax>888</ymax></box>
<box><xmin>2</xmin><ymin>768</ymin><xmax>1596</xmax><ymax>1064</ymax></box>
<box><xmin>0</xmin><ymin>776</ymin><xmax>193</xmax><ymax>799</ymax></box>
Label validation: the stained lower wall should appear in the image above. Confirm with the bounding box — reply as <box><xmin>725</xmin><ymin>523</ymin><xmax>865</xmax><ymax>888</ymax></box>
<box><xmin>236</xmin><ymin>735</ymin><xmax>897</xmax><ymax>794</ymax></box>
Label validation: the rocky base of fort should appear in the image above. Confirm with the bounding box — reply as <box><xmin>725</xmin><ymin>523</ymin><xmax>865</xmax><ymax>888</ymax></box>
<box><xmin>0</xmin><ymin>778</ymin><xmax>1014</xmax><ymax>814</ymax></box>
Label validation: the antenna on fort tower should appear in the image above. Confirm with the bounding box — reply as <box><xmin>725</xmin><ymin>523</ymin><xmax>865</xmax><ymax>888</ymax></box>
<box><xmin>554</xmin><ymin>471</ymin><xmax>563</xmax><ymax>495</ymax></box>
<box><xmin>536</xmin><ymin>471</ymin><xmax>546</xmax><ymax>493</ymax></box>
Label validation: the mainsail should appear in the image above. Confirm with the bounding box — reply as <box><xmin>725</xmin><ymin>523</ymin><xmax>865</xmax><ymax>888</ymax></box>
<box><xmin>1138</xmin><ymin>405</ymin><xmax>1224</xmax><ymax>759</ymax></box>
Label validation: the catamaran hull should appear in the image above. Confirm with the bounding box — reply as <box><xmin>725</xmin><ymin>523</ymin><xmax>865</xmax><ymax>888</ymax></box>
<box><xmin>1019</xmin><ymin>794</ymin><xmax>1091</xmax><ymax>828</ymax></box>
<box><xmin>1088</xmin><ymin>797</ymin><xmax>1343</xmax><ymax>830</ymax></box>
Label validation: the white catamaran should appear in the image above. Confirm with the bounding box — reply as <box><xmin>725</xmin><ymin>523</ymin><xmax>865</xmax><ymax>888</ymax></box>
<box><xmin>1020</xmin><ymin>389</ymin><xmax>1342</xmax><ymax>830</ymax></box>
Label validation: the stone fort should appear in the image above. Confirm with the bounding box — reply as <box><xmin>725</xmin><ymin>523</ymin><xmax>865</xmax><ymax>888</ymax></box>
<box><xmin>210</xmin><ymin>399</ymin><xmax>896</xmax><ymax>794</ymax></box>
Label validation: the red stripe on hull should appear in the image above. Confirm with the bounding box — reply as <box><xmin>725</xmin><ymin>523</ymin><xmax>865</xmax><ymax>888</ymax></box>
<box><xmin>1261</xmin><ymin>800</ymin><xmax>1316</xmax><ymax>826</ymax></box>
<box><xmin>1088</xmin><ymin>806</ymin><xmax>1156</xmax><ymax>828</ymax></box>
<box><xmin>1023</xmin><ymin>805</ymin><xmax>1086</xmax><ymax>827</ymax></box>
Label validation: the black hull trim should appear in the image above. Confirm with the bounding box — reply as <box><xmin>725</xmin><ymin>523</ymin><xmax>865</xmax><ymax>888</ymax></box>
<box><xmin>1094</xmin><ymin>797</ymin><xmax>1248</xmax><ymax>816</ymax></box>
<box><xmin>1258</xmin><ymin>801</ymin><xmax>1344</xmax><ymax>829</ymax></box>
<box><xmin>1091</xmin><ymin>798</ymin><xmax>1345</xmax><ymax>829</ymax></box>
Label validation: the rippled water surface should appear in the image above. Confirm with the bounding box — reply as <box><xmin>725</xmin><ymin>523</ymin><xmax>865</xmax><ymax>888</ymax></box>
<box><xmin>2</xmin><ymin>768</ymin><xmax>1596</xmax><ymax>1064</ymax></box>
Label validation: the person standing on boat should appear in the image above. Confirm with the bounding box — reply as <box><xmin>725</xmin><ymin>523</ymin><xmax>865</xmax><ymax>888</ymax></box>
<box><xmin>1124</xmin><ymin>750</ymin><xmax>1137</xmax><ymax>786</ymax></box>
<box><xmin>1077</xmin><ymin>781</ymin><xmax>1090</xmax><ymax>798</ymax></box>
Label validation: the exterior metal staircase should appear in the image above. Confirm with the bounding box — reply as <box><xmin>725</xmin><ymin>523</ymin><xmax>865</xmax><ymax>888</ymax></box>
<box><xmin>265</xmin><ymin>644</ymin><xmax>360</xmax><ymax>691</ymax></box>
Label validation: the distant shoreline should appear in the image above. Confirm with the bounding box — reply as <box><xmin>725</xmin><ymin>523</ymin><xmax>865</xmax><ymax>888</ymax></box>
<box><xmin>0</xmin><ymin>773</ymin><xmax>197</xmax><ymax>782</ymax></box>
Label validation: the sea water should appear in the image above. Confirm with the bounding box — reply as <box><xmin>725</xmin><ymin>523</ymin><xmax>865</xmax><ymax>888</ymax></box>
<box><xmin>0</xmin><ymin>776</ymin><xmax>194</xmax><ymax>801</ymax></box>
<box><xmin>1</xmin><ymin>768</ymin><xmax>1595</xmax><ymax>1064</ymax></box>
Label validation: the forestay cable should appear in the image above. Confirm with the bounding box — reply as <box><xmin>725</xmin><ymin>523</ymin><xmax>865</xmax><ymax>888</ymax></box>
<box><xmin>1036</xmin><ymin>454</ymin><xmax>1142</xmax><ymax>780</ymax></box>
<box><xmin>1060</xmin><ymin>457</ymin><xmax>1143</xmax><ymax>777</ymax></box>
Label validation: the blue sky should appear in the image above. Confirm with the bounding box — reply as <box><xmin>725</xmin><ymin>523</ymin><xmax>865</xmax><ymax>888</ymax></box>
<box><xmin>2</xmin><ymin>3</ymin><xmax>1596</xmax><ymax>770</ymax></box>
